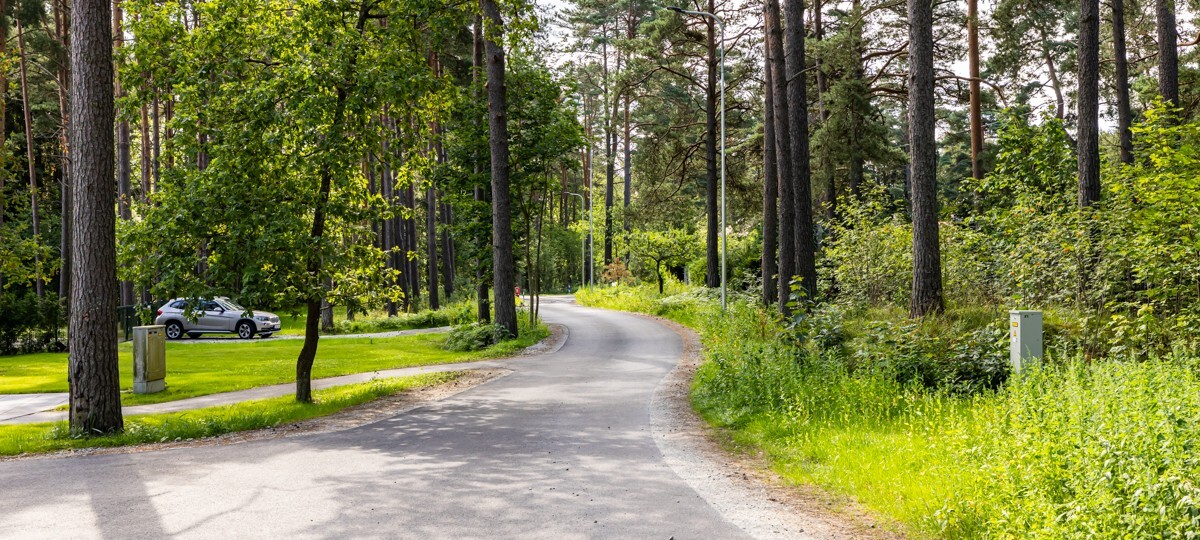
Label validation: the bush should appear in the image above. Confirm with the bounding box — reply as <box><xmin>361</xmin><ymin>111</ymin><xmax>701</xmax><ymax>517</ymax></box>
<box><xmin>444</xmin><ymin>322</ymin><xmax>510</xmax><ymax>352</ymax></box>
<box><xmin>0</xmin><ymin>291</ymin><xmax>64</xmax><ymax>355</ymax></box>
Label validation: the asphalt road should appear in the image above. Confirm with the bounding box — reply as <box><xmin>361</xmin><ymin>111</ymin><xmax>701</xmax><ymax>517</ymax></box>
<box><xmin>0</xmin><ymin>297</ymin><xmax>757</xmax><ymax>539</ymax></box>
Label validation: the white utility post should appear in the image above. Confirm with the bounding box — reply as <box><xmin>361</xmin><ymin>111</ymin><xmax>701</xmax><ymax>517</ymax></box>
<box><xmin>1009</xmin><ymin>310</ymin><xmax>1043</xmax><ymax>373</ymax></box>
<box><xmin>567</xmin><ymin>192</ymin><xmax>587</xmax><ymax>290</ymax></box>
<box><xmin>667</xmin><ymin>6</ymin><xmax>726</xmax><ymax>311</ymax></box>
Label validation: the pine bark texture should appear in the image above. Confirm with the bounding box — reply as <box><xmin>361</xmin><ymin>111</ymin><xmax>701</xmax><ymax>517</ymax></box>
<box><xmin>1113</xmin><ymin>0</ymin><xmax>1133</xmax><ymax>163</ymax></box>
<box><xmin>907</xmin><ymin>0</ymin><xmax>944</xmax><ymax>317</ymax></box>
<box><xmin>472</xmin><ymin>16</ymin><xmax>490</xmax><ymax>323</ymax></box>
<box><xmin>115</xmin><ymin>0</ymin><xmax>134</xmax><ymax>306</ymax></box>
<box><xmin>704</xmin><ymin>4</ymin><xmax>720</xmax><ymax>289</ymax></box>
<box><xmin>1157</xmin><ymin>0</ymin><xmax>1179</xmax><ymax>107</ymax></box>
<box><xmin>766</xmin><ymin>0</ymin><xmax>795</xmax><ymax>312</ymax></box>
<box><xmin>761</xmin><ymin>29</ymin><xmax>779</xmax><ymax>307</ymax></box>
<box><xmin>483</xmin><ymin>0</ymin><xmax>518</xmax><ymax>337</ymax></box>
<box><xmin>1078</xmin><ymin>0</ymin><xmax>1101</xmax><ymax>207</ymax></box>
<box><xmin>784</xmin><ymin>0</ymin><xmax>818</xmax><ymax>302</ymax></box>
<box><xmin>967</xmin><ymin>0</ymin><xmax>983</xmax><ymax>180</ymax></box>
<box><xmin>68</xmin><ymin>0</ymin><xmax>123</xmax><ymax>435</ymax></box>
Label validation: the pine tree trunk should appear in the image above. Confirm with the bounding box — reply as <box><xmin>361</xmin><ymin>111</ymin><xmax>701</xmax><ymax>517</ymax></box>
<box><xmin>0</xmin><ymin>0</ymin><xmax>5</xmax><ymax>245</ymax></box>
<box><xmin>1078</xmin><ymin>0</ymin><xmax>1101</xmax><ymax>207</ymax></box>
<box><xmin>115</xmin><ymin>0</ymin><xmax>134</xmax><ymax>306</ymax></box>
<box><xmin>69</xmin><ymin>0</ymin><xmax>123</xmax><ymax>435</ymax></box>
<box><xmin>603</xmin><ymin>40</ymin><xmax>617</xmax><ymax>269</ymax></box>
<box><xmin>967</xmin><ymin>0</ymin><xmax>983</xmax><ymax>180</ymax></box>
<box><xmin>483</xmin><ymin>0</ymin><xmax>518</xmax><ymax>336</ymax></box>
<box><xmin>784</xmin><ymin>0</ymin><xmax>818</xmax><ymax>302</ymax></box>
<box><xmin>1157</xmin><ymin>0</ymin><xmax>1178</xmax><ymax>107</ymax></box>
<box><xmin>472</xmin><ymin>16</ymin><xmax>490</xmax><ymax>322</ymax></box>
<box><xmin>704</xmin><ymin>4</ymin><xmax>720</xmax><ymax>289</ymax></box>
<box><xmin>766</xmin><ymin>0</ymin><xmax>795</xmax><ymax>312</ymax></box>
<box><xmin>908</xmin><ymin>0</ymin><xmax>944</xmax><ymax>317</ymax></box>
<box><xmin>18</xmin><ymin>21</ymin><xmax>43</xmax><ymax>298</ymax></box>
<box><xmin>425</xmin><ymin>184</ymin><xmax>440</xmax><ymax>310</ymax></box>
<box><xmin>814</xmin><ymin>0</ymin><xmax>835</xmax><ymax>220</ymax></box>
<box><xmin>762</xmin><ymin>24</ymin><xmax>779</xmax><ymax>307</ymax></box>
<box><xmin>1113</xmin><ymin>0</ymin><xmax>1134</xmax><ymax>163</ymax></box>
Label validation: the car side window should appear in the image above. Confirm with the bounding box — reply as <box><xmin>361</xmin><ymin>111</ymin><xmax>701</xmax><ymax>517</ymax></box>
<box><xmin>171</xmin><ymin>301</ymin><xmax>188</xmax><ymax>309</ymax></box>
<box><xmin>202</xmin><ymin>301</ymin><xmax>219</xmax><ymax>311</ymax></box>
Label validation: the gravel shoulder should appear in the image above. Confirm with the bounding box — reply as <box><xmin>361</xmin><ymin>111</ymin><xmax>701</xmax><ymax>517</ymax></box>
<box><xmin>644</xmin><ymin>312</ymin><xmax>906</xmax><ymax>539</ymax></box>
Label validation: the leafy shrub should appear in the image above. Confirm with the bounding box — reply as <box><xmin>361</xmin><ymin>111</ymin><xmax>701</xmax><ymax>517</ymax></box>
<box><xmin>331</xmin><ymin>300</ymin><xmax>473</xmax><ymax>335</ymax></box>
<box><xmin>0</xmin><ymin>292</ymin><xmax>64</xmax><ymax>355</ymax></box>
<box><xmin>444</xmin><ymin>322</ymin><xmax>510</xmax><ymax>352</ymax></box>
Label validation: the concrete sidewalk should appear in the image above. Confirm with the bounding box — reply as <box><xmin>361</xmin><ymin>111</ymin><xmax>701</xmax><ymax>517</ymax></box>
<box><xmin>0</xmin><ymin>325</ymin><xmax>459</xmax><ymax>425</ymax></box>
<box><xmin>1</xmin><ymin>359</ymin><xmax>506</xmax><ymax>425</ymax></box>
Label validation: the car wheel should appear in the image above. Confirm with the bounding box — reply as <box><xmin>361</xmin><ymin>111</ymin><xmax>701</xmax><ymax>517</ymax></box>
<box><xmin>187</xmin><ymin>332</ymin><xmax>201</xmax><ymax>339</ymax></box>
<box><xmin>260</xmin><ymin>333</ymin><xmax>273</xmax><ymax>339</ymax></box>
<box><xmin>165</xmin><ymin>321</ymin><xmax>184</xmax><ymax>340</ymax></box>
<box><xmin>237</xmin><ymin>321</ymin><xmax>255</xmax><ymax>339</ymax></box>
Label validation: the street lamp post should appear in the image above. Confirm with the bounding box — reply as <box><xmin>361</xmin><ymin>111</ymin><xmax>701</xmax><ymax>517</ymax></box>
<box><xmin>667</xmin><ymin>6</ymin><xmax>725</xmax><ymax>311</ymax></box>
<box><xmin>567</xmin><ymin>192</ymin><xmax>587</xmax><ymax>290</ymax></box>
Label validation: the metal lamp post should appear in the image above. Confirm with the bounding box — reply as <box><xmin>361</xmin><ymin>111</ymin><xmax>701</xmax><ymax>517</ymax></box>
<box><xmin>567</xmin><ymin>192</ymin><xmax>588</xmax><ymax>290</ymax></box>
<box><xmin>667</xmin><ymin>6</ymin><xmax>725</xmax><ymax>311</ymax></box>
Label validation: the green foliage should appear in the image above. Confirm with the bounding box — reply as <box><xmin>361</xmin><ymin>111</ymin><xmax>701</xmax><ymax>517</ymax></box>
<box><xmin>0</xmin><ymin>372</ymin><xmax>459</xmax><ymax>456</ymax></box>
<box><xmin>588</xmin><ymin>288</ymin><xmax>1200</xmax><ymax>538</ymax></box>
<box><xmin>0</xmin><ymin>291</ymin><xmax>62</xmax><ymax>355</ymax></box>
<box><xmin>444</xmin><ymin>322</ymin><xmax>510</xmax><ymax>352</ymax></box>
<box><xmin>0</xmin><ymin>331</ymin><xmax>523</xmax><ymax>406</ymax></box>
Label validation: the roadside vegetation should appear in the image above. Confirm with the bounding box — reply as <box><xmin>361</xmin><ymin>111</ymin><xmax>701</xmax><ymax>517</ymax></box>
<box><xmin>0</xmin><ymin>372</ymin><xmax>460</xmax><ymax>457</ymax></box>
<box><xmin>276</xmin><ymin>300</ymin><xmax>475</xmax><ymax>337</ymax></box>
<box><xmin>0</xmin><ymin>318</ymin><xmax>547</xmax><ymax>406</ymax></box>
<box><xmin>578</xmin><ymin>284</ymin><xmax>1200</xmax><ymax>538</ymax></box>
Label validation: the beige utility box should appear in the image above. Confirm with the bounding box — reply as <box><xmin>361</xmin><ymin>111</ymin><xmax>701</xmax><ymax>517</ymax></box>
<box><xmin>1009</xmin><ymin>310</ymin><xmax>1043</xmax><ymax>373</ymax></box>
<box><xmin>133</xmin><ymin>325</ymin><xmax>167</xmax><ymax>394</ymax></box>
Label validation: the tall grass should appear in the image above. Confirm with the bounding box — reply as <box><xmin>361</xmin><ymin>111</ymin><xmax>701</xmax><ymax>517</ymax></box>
<box><xmin>579</xmin><ymin>285</ymin><xmax>1200</xmax><ymax>538</ymax></box>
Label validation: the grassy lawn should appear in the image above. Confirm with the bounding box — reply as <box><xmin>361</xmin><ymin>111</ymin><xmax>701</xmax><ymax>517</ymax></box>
<box><xmin>274</xmin><ymin>300</ymin><xmax>473</xmax><ymax>336</ymax></box>
<box><xmin>0</xmin><ymin>323</ymin><xmax>547</xmax><ymax>406</ymax></box>
<box><xmin>0</xmin><ymin>372</ymin><xmax>459</xmax><ymax>457</ymax></box>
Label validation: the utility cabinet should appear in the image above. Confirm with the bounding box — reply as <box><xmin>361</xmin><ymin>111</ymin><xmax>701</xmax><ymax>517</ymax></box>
<box><xmin>133</xmin><ymin>325</ymin><xmax>166</xmax><ymax>394</ymax></box>
<box><xmin>1009</xmin><ymin>310</ymin><xmax>1043</xmax><ymax>373</ymax></box>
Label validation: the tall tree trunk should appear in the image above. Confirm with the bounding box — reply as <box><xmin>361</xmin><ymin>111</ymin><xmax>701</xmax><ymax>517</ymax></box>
<box><xmin>967</xmin><ymin>0</ymin><xmax>983</xmax><ymax>180</ymax></box>
<box><xmin>295</xmin><ymin>2</ymin><xmax>370</xmax><ymax>403</ymax></box>
<box><xmin>603</xmin><ymin>38</ymin><xmax>616</xmax><ymax>268</ymax></box>
<box><xmin>1157</xmin><ymin>0</ymin><xmax>1178</xmax><ymax>107</ymax></box>
<box><xmin>152</xmin><ymin>93</ymin><xmax>161</xmax><ymax>189</ymax></box>
<box><xmin>1042</xmin><ymin>41</ymin><xmax>1066</xmax><ymax>121</ymax></box>
<box><xmin>18</xmin><ymin>20</ymin><xmax>43</xmax><ymax>298</ymax></box>
<box><xmin>1078</xmin><ymin>0</ymin><xmax>1101</xmax><ymax>207</ymax></box>
<box><xmin>69</xmin><ymin>0</ymin><xmax>123</xmax><ymax>435</ymax></box>
<box><xmin>703</xmin><ymin>3</ymin><xmax>719</xmax><ymax>289</ymax></box>
<box><xmin>1113</xmin><ymin>0</ymin><xmax>1133</xmax><ymax>163</ymax></box>
<box><xmin>814</xmin><ymin>0</ymin><xmax>835</xmax><ymax>220</ymax></box>
<box><xmin>908</xmin><ymin>0</ymin><xmax>944</xmax><ymax>317</ymax></box>
<box><xmin>425</xmin><ymin>184</ymin><xmax>440</xmax><ymax>310</ymax></box>
<box><xmin>766</xmin><ymin>0</ymin><xmax>795</xmax><ymax>313</ymax></box>
<box><xmin>115</xmin><ymin>0</ymin><xmax>134</xmax><ymax>306</ymax></box>
<box><xmin>483</xmin><ymin>0</ymin><xmax>518</xmax><ymax>336</ymax></box>
<box><xmin>762</xmin><ymin>26</ymin><xmax>779</xmax><ymax>307</ymax></box>
<box><xmin>0</xmin><ymin>0</ymin><xmax>6</xmax><ymax>246</ymax></box>
<box><xmin>54</xmin><ymin>0</ymin><xmax>72</xmax><ymax>304</ymax></box>
<box><xmin>785</xmin><ymin>0</ymin><xmax>818</xmax><ymax>302</ymax></box>
<box><xmin>472</xmin><ymin>16</ymin><xmax>490</xmax><ymax>322</ymax></box>
<box><xmin>405</xmin><ymin>179</ymin><xmax>420</xmax><ymax>309</ymax></box>
<box><xmin>622</xmin><ymin>94</ymin><xmax>631</xmax><ymax>263</ymax></box>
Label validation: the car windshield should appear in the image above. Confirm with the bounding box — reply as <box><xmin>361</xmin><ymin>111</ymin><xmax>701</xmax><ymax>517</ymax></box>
<box><xmin>215</xmin><ymin>299</ymin><xmax>246</xmax><ymax>312</ymax></box>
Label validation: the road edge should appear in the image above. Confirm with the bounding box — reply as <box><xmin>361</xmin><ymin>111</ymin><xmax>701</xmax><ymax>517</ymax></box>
<box><xmin>642</xmin><ymin>312</ymin><xmax>901</xmax><ymax>540</ymax></box>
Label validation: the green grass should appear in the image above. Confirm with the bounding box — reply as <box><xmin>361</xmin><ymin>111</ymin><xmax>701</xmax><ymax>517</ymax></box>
<box><xmin>0</xmin><ymin>322</ymin><xmax>548</xmax><ymax>406</ymax></box>
<box><xmin>0</xmin><ymin>372</ymin><xmax>460</xmax><ymax>457</ymax></box>
<box><xmin>275</xmin><ymin>299</ymin><xmax>473</xmax><ymax>336</ymax></box>
<box><xmin>581</xmin><ymin>284</ymin><xmax>1200</xmax><ymax>538</ymax></box>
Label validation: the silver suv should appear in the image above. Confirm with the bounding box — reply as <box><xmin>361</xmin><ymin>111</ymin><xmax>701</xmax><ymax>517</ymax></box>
<box><xmin>154</xmin><ymin>297</ymin><xmax>282</xmax><ymax>340</ymax></box>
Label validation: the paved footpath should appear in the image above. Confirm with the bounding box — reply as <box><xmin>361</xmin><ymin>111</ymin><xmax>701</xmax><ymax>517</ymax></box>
<box><xmin>0</xmin><ymin>326</ymin><xmax>455</xmax><ymax>424</ymax></box>
<box><xmin>0</xmin><ymin>297</ymin><xmax>822</xmax><ymax>539</ymax></box>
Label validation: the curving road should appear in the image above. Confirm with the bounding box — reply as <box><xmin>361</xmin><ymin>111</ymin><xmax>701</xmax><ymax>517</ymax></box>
<box><xmin>0</xmin><ymin>298</ymin><xmax>768</xmax><ymax>539</ymax></box>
